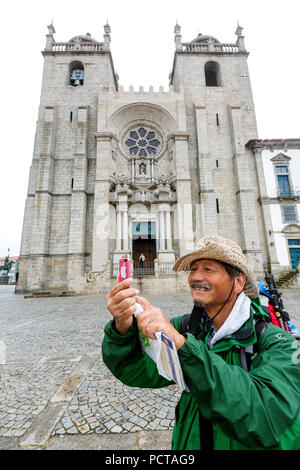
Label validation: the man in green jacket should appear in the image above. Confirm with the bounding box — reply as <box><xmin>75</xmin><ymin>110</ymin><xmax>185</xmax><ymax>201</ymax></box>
<box><xmin>102</xmin><ymin>236</ymin><xmax>300</xmax><ymax>450</ymax></box>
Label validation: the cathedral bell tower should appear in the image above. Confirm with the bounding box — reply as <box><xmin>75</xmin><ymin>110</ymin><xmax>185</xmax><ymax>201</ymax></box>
<box><xmin>17</xmin><ymin>23</ymin><xmax>118</xmax><ymax>293</ymax></box>
<box><xmin>169</xmin><ymin>23</ymin><xmax>278</xmax><ymax>275</ymax></box>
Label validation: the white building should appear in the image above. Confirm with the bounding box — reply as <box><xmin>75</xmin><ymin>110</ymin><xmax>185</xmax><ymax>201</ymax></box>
<box><xmin>247</xmin><ymin>139</ymin><xmax>300</xmax><ymax>271</ymax></box>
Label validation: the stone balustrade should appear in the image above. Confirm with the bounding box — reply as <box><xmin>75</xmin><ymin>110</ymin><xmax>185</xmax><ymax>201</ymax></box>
<box><xmin>182</xmin><ymin>42</ymin><xmax>239</xmax><ymax>53</ymax></box>
<box><xmin>48</xmin><ymin>41</ymin><xmax>106</xmax><ymax>52</ymax></box>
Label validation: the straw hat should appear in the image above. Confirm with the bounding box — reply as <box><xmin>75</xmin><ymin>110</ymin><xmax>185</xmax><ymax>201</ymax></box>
<box><xmin>172</xmin><ymin>235</ymin><xmax>259</xmax><ymax>298</ymax></box>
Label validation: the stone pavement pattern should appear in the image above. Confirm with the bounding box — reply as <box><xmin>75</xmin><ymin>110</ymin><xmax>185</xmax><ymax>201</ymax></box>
<box><xmin>0</xmin><ymin>285</ymin><xmax>299</xmax><ymax>450</ymax></box>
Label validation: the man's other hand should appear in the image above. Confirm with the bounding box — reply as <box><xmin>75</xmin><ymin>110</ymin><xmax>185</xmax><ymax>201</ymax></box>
<box><xmin>135</xmin><ymin>296</ymin><xmax>186</xmax><ymax>350</ymax></box>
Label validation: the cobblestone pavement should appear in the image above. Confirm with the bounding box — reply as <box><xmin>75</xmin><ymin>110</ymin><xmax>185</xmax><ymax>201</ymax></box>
<box><xmin>0</xmin><ymin>284</ymin><xmax>299</xmax><ymax>450</ymax></box>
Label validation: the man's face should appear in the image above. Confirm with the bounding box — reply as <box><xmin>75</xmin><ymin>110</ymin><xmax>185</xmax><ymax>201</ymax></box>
<box><xmin>188</xmin><ymin>258</ymin><xmax>237</xmax><ymax>311</ymax></box>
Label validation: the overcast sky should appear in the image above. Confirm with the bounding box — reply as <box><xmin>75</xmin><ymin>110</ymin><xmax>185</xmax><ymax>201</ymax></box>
<box><xmin>1</xmin><ymin>0</ymin><xmax>299</xmax><ymax>257</ymax></box>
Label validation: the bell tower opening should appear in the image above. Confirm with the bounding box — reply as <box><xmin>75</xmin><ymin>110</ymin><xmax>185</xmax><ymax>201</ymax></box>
<box><xmin>205</xmin><ymin>61</ymin><xmax>221</xmax><ymax>86</ymax></box>
<box><xmin>69</xmin><ymin>61</ymin><xmax>84</xmax><ymax>86</ymax></box>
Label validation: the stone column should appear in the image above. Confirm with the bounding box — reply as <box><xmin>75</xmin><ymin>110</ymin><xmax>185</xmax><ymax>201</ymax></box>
<box><xmin>228</xmin><ymin>105</ymin><xmax>263</xmax><ymax>267</ymax></box>
<box><xmin>195</xmin><ymin>106</ymin><xmax>217</xmax><ymax>237</ymax></box>
<box><xmin>166</xmin><ymin>207</ymin><xmax>172</xmax><ymax>251</ymax></box>
<box><xmin>113</xmin><ymin>193</ymin><xmax>129</xmax><ymax>265</ymax></box>
<box><xmin>172</xmin><ymin>131</ymin><xmax>194</xmax><ymax>255</ymax></box>
<box><xmin>159</xmin><ymin>209</ymin><xmax>165</xmax><ymax>250</ymax></box>
<box><xmin>123</xmin><ymin>206</ymin><xmax>129</xmax><ymax>251</ymax></box>
<box><xmin>158</xmin><ymin>204</ymin><xmax>175</xmax><ymax>262</ymax></box>
<box><xmin>92</xmin><ymin>132</ymin><xmax>113</xmax><ymax>272</ymax></box>
<box><xmin>68</xmin><ymin>106</ymin><xmax>89</xmax><ymax>290</ymax></box>
<box><xmin>116</xmin><ymin>207</ymin><xmax>122</xmax><ymax>250</ymax></box>
<box><xmin>30</xmin><ymin>106</ymin><xmax>57</xmax><ymax>291</ymax></box>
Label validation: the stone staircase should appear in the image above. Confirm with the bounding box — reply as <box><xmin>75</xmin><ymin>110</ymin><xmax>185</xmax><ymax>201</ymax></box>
<box><xmin>276</xmin><ymin>268</ymin><xmax>299</xmax><ymax>288</ymax></box>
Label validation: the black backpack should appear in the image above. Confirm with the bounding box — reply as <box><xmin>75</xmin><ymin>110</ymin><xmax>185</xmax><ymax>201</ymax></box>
<box><xmin>180</xmin><ymin>305</ymin><xmax>269</xmax><ymax>372</ymax></box>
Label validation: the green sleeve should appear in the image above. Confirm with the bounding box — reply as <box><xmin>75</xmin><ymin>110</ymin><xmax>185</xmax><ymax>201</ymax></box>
<box><xmin>101</xmin><ymin>316</ymin><xmax>179</xmax><ymax>389</ymax></box>
<box><xmin>177</xmin><ymin>324</ymin><xmax>300</xmax><ymax>449</ymax></box>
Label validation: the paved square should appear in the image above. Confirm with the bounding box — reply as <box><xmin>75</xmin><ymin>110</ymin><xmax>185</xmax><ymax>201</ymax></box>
<box><xmin>0</xmin><ymin>285</ymin><xmax>299</xmax><ymax>449</ymax></box>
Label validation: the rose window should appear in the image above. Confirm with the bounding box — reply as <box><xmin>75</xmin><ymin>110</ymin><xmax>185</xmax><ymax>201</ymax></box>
<box><xmin>124</xmin><ymin>127</ymin><xmax>161</xmax><ymax>157</ymax></box>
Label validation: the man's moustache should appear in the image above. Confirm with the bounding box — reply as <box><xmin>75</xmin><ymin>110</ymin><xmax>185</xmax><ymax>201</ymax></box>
<box><xmin>190</xmin><ymin>281</ymin><xmax>212</xmax><ymax>290</ymax></box>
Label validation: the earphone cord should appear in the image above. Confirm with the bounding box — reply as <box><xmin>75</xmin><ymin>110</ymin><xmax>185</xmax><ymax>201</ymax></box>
<box><xmin>210</xmin><ymin>279</ymin><xmax>235</xmax><ymax>324</ymax></box>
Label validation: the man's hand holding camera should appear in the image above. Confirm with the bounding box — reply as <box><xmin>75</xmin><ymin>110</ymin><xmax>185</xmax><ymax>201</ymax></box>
<box><xmin>105</xmin><ymin>278</ymin><xmax>137</xmax><ymax>335</ymax></box>
<box><xmin>106</xmin><ymin>278</ymin><xmax>186</xmax><ymax>350</ymax></box>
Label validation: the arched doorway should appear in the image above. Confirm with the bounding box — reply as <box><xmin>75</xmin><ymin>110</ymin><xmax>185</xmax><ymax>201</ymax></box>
<box><xmin>132</xmin><ymin>222</ymin><xmax>156</xmax><ymax>275</ymax></box>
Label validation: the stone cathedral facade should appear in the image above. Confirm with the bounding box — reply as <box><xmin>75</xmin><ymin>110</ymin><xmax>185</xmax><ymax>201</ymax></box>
<box><xmin>17</xmin><ymin>22</ymin><xmax>280</xmax><ymax>295</ymax></box>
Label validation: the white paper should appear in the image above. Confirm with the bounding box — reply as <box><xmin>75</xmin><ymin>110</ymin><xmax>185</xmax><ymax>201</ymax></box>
<box><xmin>134</xmin><ymin>303</ymin><xmax>189</xmax><ymax>391</ymax></box>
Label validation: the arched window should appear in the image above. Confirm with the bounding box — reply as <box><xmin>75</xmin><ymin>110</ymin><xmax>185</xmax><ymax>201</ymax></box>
<box><xmin>69</xmin><ymin>61</ymin><xmax>84</xmax><ymax>86</ymax></box>
<box><xmin>205</xmin><ymin>61</ymin><xmax>221</xmax><ymax>87</ymax></box>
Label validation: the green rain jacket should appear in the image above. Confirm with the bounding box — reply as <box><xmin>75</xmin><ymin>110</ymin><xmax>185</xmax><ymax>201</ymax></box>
<box><xmin>102</xmin><ymin>298</ymin><xmax>300</xmax><ymax>450</ymax></box>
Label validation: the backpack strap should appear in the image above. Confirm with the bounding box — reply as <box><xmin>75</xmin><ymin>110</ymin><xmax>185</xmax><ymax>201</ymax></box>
<box><xmin>240</xmin><ymin>318</ymin><xmax>268</xmax><ymax>371</ymax></box>
<box><xmin>181</xmin><ymin>308</ymin><xmax>269</xmax><ymax>371</ymax></box>
<box><xmin>239</xmin><ymin>346</ymin><xmax>250</xmax><ymax>372</ymax></box>
<box><xmin>255</xmin><ymin>317</ymin><xmax>269</xmax><ymax>340</ymax></box>
<box><xmin>180</xmin><ymin>305</ymin><xmax>206</xmax><ymax>338</ymax></box>
<box><xmin>180</xmin><ymin>314</ymin><xmax>191</xmax><ymax>334</ymax></box>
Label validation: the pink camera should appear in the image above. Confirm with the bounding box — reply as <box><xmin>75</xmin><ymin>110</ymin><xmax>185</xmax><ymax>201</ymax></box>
<box><xmin>118</xmin><ymin>257</ymin><xmax>130</xmax><ymax>283</ymax></box>
<box><xmin>118</xmin><ymin>256</ymin><xmax>144</xmax><ymax>315</ymax></box>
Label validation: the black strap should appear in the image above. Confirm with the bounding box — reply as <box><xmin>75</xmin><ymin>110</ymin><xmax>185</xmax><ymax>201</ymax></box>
<box><xmin>239</xmin><ymin>318</ymin><xmax>268</xmax><ymax>371</ymax></box>
<box><xmin>240</xmin><ymin>346</ymin><xmax>249</xmax><ymax>371</ymax></box>
<box><xmin>180</xmin><ymin>314</ymin><xmax>191</xmax><ymax>334</ymax></box>
<box><xmin>180</xmin><ymin>305</ymin><xmax>206</xmax><ymax>338</ymax></box>
<box><xmin>182</xmin><ymin>309</ymin><xmax>269</xmax><ymax>371</ymax></box>
<box><xmin>255</xmin><ymin>318</ymin><xmax>269</xmax><ymax>340</ymax></box>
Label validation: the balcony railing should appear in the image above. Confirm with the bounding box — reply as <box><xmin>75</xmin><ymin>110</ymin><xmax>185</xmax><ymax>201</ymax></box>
<box><xmin>277</xmin><ymin>188</ymin><xmax>300</xmax><ymax>198</ymax></box>
<box><xmin>158</xmin><ymin>262</ymin><xmax>174</xmax><ymax>276</ymax></box>
<box><xmin>133</xmin><ymin>261</ymin><xmax>154</xmax><ymax>276</ymax></box>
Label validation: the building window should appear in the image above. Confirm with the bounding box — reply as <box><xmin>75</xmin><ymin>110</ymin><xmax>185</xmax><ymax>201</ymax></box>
<box><xmin>125</xmin><ymin>127</ymin><xmax>161</xmax><ymax>157</ymax></box>
<box><xmin>69</xmin><ymin>61</ymin><xmax>84</xmax><ymax>86</ymax></box>
<box><xmin>271</xmin><ymin>155</ymin><xmax>294</xmax><ymax>198</ymax></box>
<box><xmin>275</xmin><ymin>165</ymin><xmax>291</xmax><ymax>196</ymax></box>
<box><xmin>205</xmin><ymin>61</ymin><xmax>221</xmax><ymax>86</ymax></box>
<box><xmin>277</xmin><ymin>175</ymin><xmax>291</xmax><ymax>196</ymax></box>
<box><xmin>283</xmin><ymin>205</ymin><xmax>298</xmax><ymax>222</ymax></box>
<box><xmin>276</xmin><ymin>165</ymin><xmax>288</xmax><ymax>174</ymax></box>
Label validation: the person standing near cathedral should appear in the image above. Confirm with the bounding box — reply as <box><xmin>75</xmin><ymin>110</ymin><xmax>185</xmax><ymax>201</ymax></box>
<box><xmin>139</xmin><ymin>253</ymin><xmax>145</xmax><ymax>268</ymax></box>
<box><xmin>102</xmin><ymin>236</ymin><xmax>300</xmax><ymax>450</ymax></box>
